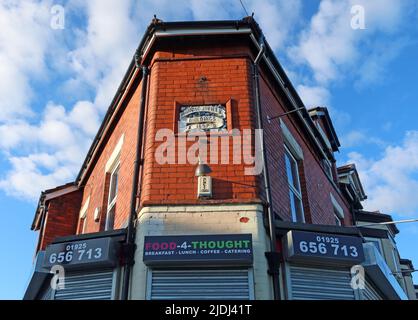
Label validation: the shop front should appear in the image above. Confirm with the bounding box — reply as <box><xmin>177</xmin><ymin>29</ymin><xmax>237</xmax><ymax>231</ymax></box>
<box><xmin>24</xmin><ymin>230</ymin><xmax>126</xmax><ymax>300</ymax></box>
<box><xmin>142</xmin><ymin>234</ymin><xmax>254</xmax><ymax>300</ymax></box>
<box><xmin>280</xmin><ymin>229</ymin><xmax>365</xmax><ymax>300</ymax></box>
<box><xmin>277</xmin><ymin>225</ymin><xmax>409</xmax><ymax>300</ymax></box>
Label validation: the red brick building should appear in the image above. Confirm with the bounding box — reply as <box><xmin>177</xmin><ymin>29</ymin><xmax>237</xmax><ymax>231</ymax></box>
<box><xmin>24</xmin><ymin>17</ymin><xmax>415</xmax><ymax>300</ymax></box>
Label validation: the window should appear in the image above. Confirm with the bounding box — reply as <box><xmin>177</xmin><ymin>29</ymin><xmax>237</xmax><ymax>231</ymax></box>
<box><xmin>334</xmin><ymin>213</ymin><xmax>342</xmax><ymax>226</ymax></box>
<box><xmin>106</xmin><ymin>163</ymin><xmax>120</xmax><ymax>231</ymax></box>
<box><xmin>78</xmin><ymin>196</ymin><xmax>90</xmax><ymax>234</ymax></box>
<box><xmin>79</xmin><ymin>217</ymin><xmax>87</xmax><ymax>234</ymax></box>
<box><xmin>284</xmin><ymin>145</ymin><xmax>304</xmax><ymax>222</ymax></box>
<box><xmin>104</xmin><ymin>134</ymin><xmax>124</xmax><ymax>231</ymax></box>
<box><xmin>315</xmin><ymin>122</ymin><xmax>332</xmax><ymax>151</ymax></box>
<box><xmin>333</xmin><ymin>207</ymin><xmax>343</xmax><ymax>226</ymax></box>
<box><xmin>330</xmin><ymin>193</ymin><xmax>344</xmax><ymax>226</ymax></box>
<box><xmin>322</xmin><ymin>159</ymin><xmax>333</xmax><ymax>180</ymax></box>
<box><xmin>391</xmin><ymin>249</ymin><xmax>400</xmax><ymax>273</ymax></box>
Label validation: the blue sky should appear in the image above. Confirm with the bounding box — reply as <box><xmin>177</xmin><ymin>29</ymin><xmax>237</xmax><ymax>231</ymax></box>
<box><xmin>0</xmin><ymin>0</ymin><xmax>417</xmax><ymax>299</ymax></box>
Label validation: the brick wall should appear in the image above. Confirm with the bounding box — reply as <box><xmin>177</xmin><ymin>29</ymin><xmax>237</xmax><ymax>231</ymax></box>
<box><xmin>40</xmin><ymin>189</ymin><xmax>82</xmax><ymax>250</ymax></box>
<box><xmin>141</xmin><ymin>39</ymin><xmax>260</xmax><ymax>205</ymax></box>
<box><xmin>73</xmin><ymin>36</ymin><xmax>353</xmax><ymax>237</ymax></box>
<box><xmin>258</xmin><ymin>74</ymin><xmax>352</xmax><ymax>225</ymax></box>
<box><xmin>78</xmin><ymin>78</ymin><xmax>143</xmax><ymax>233</ymax></box>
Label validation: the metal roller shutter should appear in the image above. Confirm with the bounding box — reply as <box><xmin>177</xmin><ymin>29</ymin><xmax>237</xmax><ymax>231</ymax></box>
<box><xmin>361</xmin><ymin>279</ymin><xmax>384</xmax><ymax>300</ymax></box>
<box><xmin>54</xmin><ymin>268</ymin><xmax>115</xmax><ymax>300</ymax></box>
<box><xmin>289</xmin><ymin>265</ymin><xmax>356</xmax><ymax>300</ymax></box>
<box><xmin>149</xmin><ymin>268</ymin><xmax>253</xmax><ymax>300</ymax></box>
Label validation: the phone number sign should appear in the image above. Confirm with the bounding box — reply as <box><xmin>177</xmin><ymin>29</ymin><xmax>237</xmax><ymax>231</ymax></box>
<box><xmin>143</xmin><ymin>234</ymin><xmax>253</xmax><ymax>266</ymax></box>
<box><xmin>43</xmin><ymin>237</ymin><xmax>118</xmax><ymax>269</ymax></box>
<box><xmin>285</xmin><ymin>230</ymin><xmax>365</xmax><ymax>264</ymax></box>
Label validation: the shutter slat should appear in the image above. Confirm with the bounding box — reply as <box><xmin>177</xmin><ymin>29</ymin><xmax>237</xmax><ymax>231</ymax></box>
<box><xmin>289</xmin><ymin>265</ymin><xmax>355</xmax><ymax>300</ymax></box>
<box><xmin>150</xmin><ymin>269</ymin><xmax>251</xmax><ymax>300</ymax></box>
<box><xmin>54</xmin><ymin>269</ymin><xmax>114</xmax><ymax>300</ymax></box>
<box><xmin>361</xmin><ymin>279</ymin><xmax>383</xmax><ymax>300</ymax></box>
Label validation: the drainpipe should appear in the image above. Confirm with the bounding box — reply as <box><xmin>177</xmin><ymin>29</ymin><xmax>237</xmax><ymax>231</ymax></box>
<box><xmin>253</xmin><ymin>42</ymin><xmax>281</xmax><ymax>300</ymax></box>
<box><xmin>121</xmin><ymin>54</ymin><xmax>149</xmax><ymax>300</ymax></box>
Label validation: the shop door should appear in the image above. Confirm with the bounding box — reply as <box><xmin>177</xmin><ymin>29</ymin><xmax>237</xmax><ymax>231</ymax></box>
<box><xmin>148</xmin><ymin>268</ymin><xmax>254</xmax><ymax>300</ymax></box>
<box><xmin>288</xmin><ymin>265</ymin><xmax>356</xmax><ymax>300</ymax></box>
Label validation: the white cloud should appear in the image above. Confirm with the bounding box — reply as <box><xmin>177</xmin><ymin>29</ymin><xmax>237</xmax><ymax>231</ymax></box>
<box><xmin>347</xmin><ymin>131</ymin><xmax>418</xmax><ymax>216</ymax></box>
<box><xmin>66</xmin><ymin>0</ymin><xmax>139</xmax><ymax>111</ymax></box>
<box><xmin>289</xmin><ymin>0</ymin><xmax>414</xmax><ymax>137</ymax></box>
<box><xmin>354</xmin><ymin>37</ymin><xmax>409</xmax><ymax>87</ymax></box>
<box><xmin>247</xmin><ymin>0</ymin><xmax>302</xmax><ymax>50</ymax></box>
<box><xmin>0</xmin><ymin>154</ymin><xmax>75</xmax><ymax>200</ymax></box>
<box><xmin>290</xmin><ymin>0</ymin><xmax>413</xmax><ymax>85</ymax></box>
<box><xmin>297</xmin><ymin>85</ymin><xmax>330</xmax><ymax>107</ymax></box>
<box><xmin>0</xmin><ymin>0</ymin><xmax>412</xmax><ymax>206</ymax></box>
<box><xmin>189</xmin><ymin>0</ymin><xmax>240</xmax><ymax>20</ymax></box>
<box><xmin>0</xmin><ymin>0</ymin><xmax>306</xmax><ymax>201</ymax></box>
<box><xmin>0</xmin><ymin>0</ymin><xmax>139</xmax><ymax>200</ymax></box>
<box><xmin>290</xmin><ymin>0</ymin><xmax>355</xmax><ymax>83</ymax></box>
<box><xmin>0</xmin><ymin>0</ymin><xmax>54</xmax><ymax>121</ymax></box>
<box><xmin>0</xmin><ymin>101</ymin><xmax>94</xmax><ymax>199</ymax></box>
<box><xmin>68</xmin><ymin>101</ymin><xmax>100</xmax><ymax>136</ymax></box>
<box><xmin>341</xmin><ymin>130</ymin><xmax>386</xmax><ymax>148</ymax></box>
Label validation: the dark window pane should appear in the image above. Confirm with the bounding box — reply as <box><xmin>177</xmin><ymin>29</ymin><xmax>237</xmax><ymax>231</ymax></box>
<box><xmin>285</xmin><ymin>148</ymin><xmax>300</xmax><ymax>192</ymax></box>
<box><xmin>289</xmin><ymin>189</ymin><xmax>297</xmax><ymax>221</ymax></box>
<box><xmin>105</xmin><ymin>206</ymin><xmax>115</xmax><ymax>231</ymax></box>
<box><xmin>108</xmin><ymin>164</ymin><xmax>119</xmax><ymax>205</ymax></box>
<box><xmin>285</xmin><ymin>152</ymin><xmax>295</xmax><ymax>188</ymax></box>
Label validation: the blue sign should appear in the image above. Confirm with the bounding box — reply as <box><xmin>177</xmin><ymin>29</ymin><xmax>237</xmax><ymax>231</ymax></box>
<box><xmin>285</xmin><ymin>230</ymin><xmax>365</xmax><ymax>264</ymax></box>
<box><xmin>43</xmin><ymin>237</ymin><xmax>118</xmax><ymax>270</ymax></box>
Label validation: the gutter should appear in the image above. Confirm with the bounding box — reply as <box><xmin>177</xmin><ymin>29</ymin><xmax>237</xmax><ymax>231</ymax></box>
<box><xmin>120</xmin><ymin>57</ymin><xmax>149</xmax><ymax>300</ymax></box>
<box><xmin>252</xmin><ymin>41</ymin><xmax>281</xmax><ymax>300</ymax></box>
<box><xmin>248</xmin><ymin>34</ymin><xmax>334</xmax><ymax>162</ymax></box>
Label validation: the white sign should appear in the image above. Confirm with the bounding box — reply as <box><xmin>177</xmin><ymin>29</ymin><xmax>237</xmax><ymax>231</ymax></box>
<box><xmin>197</xmin><ymin>176</ymin><xmax>212</xmax><ymax>198</ymax></box>
<box><xmin>179</xmin><ymin>104</ymin><xmax>226</xmax><ymax>133</ymax></box>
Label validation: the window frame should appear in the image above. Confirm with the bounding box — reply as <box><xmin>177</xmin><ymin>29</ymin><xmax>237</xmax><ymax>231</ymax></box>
<box><xmin>284</xmin><ymin>144</ymin><xmax>305</xmax><ymax>223</ymax></box>
<box><xmin>78</xmin><ymin>196</ymin><xmax>90</xmax><ymax>234</ymax></box>
<box><xmin>322</xmin><ymin>159</ymin><xmax>333</xmax><ymax>180</ymax></box>
<box><xmin>80</xmin><ymin>217</ymin><xmax>87</xmax><ymax>234</ymax></box>
<box><xmin>330</xmin><ymin>193</ymin><xmax>344</xmax><ymax>226</ymax></box>
<box><xmin>105</xmin><ymin>161</ymin><xmax>120</xmax><ymax>231</ymax></box>
<box><xmin>391</xmin><ymin>248</ymin><xmax>400</xmax><ymax>273</ymax></box>
<box><xmin>334</xmin><ymin>213</ymin><xmax>342</xmax><ymax>226</ymax></box>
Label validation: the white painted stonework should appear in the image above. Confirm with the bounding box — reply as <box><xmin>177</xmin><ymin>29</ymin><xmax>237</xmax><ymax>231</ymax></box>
<box><xmin>130</xmin><ymin>203</ymin><xmax>273</xmax><ymax>300</ymax></box>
